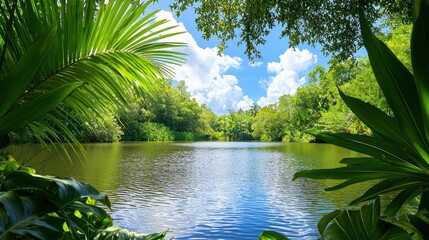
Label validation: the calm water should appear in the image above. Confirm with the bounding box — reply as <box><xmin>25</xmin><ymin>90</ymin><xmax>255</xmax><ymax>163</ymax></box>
<box><xmin>9</xmin><ymin>142</ymin><xmax>365</xmax><ymax>239</ymax></box>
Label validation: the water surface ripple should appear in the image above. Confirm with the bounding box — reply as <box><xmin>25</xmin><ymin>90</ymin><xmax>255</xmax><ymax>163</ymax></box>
<box><xmin>13</xmin><ymin>142</ymin><xmax>365</xmax><ymax>239</ymax></box>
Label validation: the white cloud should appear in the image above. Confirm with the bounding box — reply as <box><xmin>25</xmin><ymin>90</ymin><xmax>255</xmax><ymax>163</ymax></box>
<box><xmin>257</xmin><ymin>48</ymin><xmax>317</xmax><ymax>106</ymax></box>
<box><xmin>249</xmin><ymin>61</ymin><xmax>263</xmax><ymax>67</ymax></box>
<box><xmin>258</xmin><ymin>78</ymin><xmax>269</xmax><ymax>90</ymax></box>
<box><xmin>155</xmin><ymin>11</ymin><xmax>252</xmax><ymax>114</ymax></box>
<box><xmin>236</xmin><ymin>96</ymin><xmax>254</xmax><ymax>110</ymax></box>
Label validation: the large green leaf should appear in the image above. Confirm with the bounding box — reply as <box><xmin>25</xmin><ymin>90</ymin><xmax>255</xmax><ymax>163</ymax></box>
<box><xmin>360</xmin><ymin>9</ymin><xmax>429</xmax><ymax>161</ymax></box>
<box><xmin>350</xmin><ymin>178</ymin><xmax>426</xmax><ymax>206</ymax></box>
<box><xmin>393</xmin><ymin>209</ymin><xmax>429</xmax><ymax>239</ymax></box>
<box><xmin>258</xmin><ymin>230</ymin><xmax>290</xmax><ymax>240</ymax></box>
<box><xmin>0</xmin><ymin>82</ymin><xmax>83</xmax><ymax>135</ymax></box>
<box><xmin>2</xmin><ymin>171</ymin><xmax>110</xmax><ymax>208</ymax></box>
<box><xmin>411</xmin><ymin>2</ymin><xmax>429</xmax><ymax>146</ymax></box>
<box><xmin>0</xmin><ymin>170</ymin><xmax>113</xmax><ymax>239</ymax></box>
<box><xmin>295</xmin><ymin>164</ymin><xmax>429</xmax><ymax>206</ymax></box>
<box><xmin>384</xmin><ymin>188</ymin><xmax>424</xmax><ymax>217</ymax></box>
<box><xmin>337</xmin><ymin>88</ymin><xmax>411</xmax><ymax>150</ymax></box>
<box><xmin>320</xmin><ymin>198</ymin><xmax>410</xmax><ymax>240</ymax></box>
<box><xmin>0</xmin><ymin>191</ymin><xmax>65</xmax><ymax>240</ymax></box>
<box><xmin>305</xmin><ymin>131</ymin><xmax>426</xmax><ymax>169</ymax></box>
<box><xmin>295</xmin><ymin>153</ymin><xmax>429</xmax><ymax>211</ymax></box>
<box><xmin>0</xmin><ymin>26</ymin><xmax>56</xmax><ymax>117</ymax></box>
<box><xmin>294</xmin><ymin>2</ymin><xmax>429</xmax><ymax>240</ymax></box>
<box><xmin>0</xmin><ymin>0</ymin><xmax>186</xmax><ymax>151</ymax></box>
<box><xmin>408</xmin><ymin>209</ymin><xmax>429</xmax><ymax>238</ymax></box>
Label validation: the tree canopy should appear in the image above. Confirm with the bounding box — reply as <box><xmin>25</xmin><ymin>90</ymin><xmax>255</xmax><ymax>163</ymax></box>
<box><xmin>169</xmin><ymin>0</ymin><xmax>413</xmax><ymax>61</ymax></box>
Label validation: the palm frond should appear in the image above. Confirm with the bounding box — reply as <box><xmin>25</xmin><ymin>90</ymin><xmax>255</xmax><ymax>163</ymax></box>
<box><xmin>0</xmin><ymin>0</ymin><xmax>186</xmax><ymax>152</ymax></box>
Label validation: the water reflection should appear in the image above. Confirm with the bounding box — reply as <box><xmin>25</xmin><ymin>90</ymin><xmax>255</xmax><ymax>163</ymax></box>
<box><xmin>10</xmin><ymin>142</ymin><xmax>365</xmax><ymax>239</ymax></box>
<box><xmin>9</xmin><ymin>143</ymin><xmax>122</xmax><ymax>190</ymax></box>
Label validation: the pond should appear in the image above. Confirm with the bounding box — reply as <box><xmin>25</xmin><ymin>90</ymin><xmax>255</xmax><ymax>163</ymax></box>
<box><xmin>9</xmin><ymin>142</ymin><xmax>365</xmax><ymax>239</ymax></box>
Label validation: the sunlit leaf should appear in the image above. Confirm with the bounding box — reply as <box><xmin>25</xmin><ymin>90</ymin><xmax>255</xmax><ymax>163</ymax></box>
<box><xmin>0</xmin><ymin>26</ymin><xmax>56</xmax><ymax>117</ymax></box>
<box><xmin>2</xmin><ymin>171</ymin><xmax>111</xmax><ymax>209</ymax></box>
<box><xmin>93</xmin><ymin>227</ymin><xmax>167</xmax><ymax>240</ymax></box>
<box><xmin>0</xmin><ymin>0</ymin><xmax>186</xmax><ymax>153</ymax></box>
<box><xmin>258</xmin><ymin>230</ymin><xmax>290</xmax><ymax>240</ymax></box>
<box><xmin>0</xmin><ymin>82</ymin><xmax>83</xmax><ymax>135</ymax></box>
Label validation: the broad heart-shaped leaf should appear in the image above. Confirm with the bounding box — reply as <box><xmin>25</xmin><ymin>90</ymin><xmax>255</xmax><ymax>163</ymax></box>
<box><xmin>360</xmin><ymin>10</ymin><xmax>429</xmax><ymax>162</ymax></box>
<box><xmin>321</xmin><ymin>198</ymin><xmax>410</xmax><ymax>240</ymax></box>
<box><xmin>2</xmin><ymin>171</ymin><xmax>111</xmax><ymax>209</ymax></box>
<box><xmin>0</xmin><ymin>191</ymin><xmax>65</xmax><ymax>240</ymax></box>
<box><xmin>318</xmin><ymin>210</ymin><xmax>341</xmax><ymax>235</ymax></box>
<box><xmin>0</xmin><ymin>26</ymin><xmax>56</xmax><ymax>117</ymax></box>
<box><xmin>258</xmin><ymin>230</ymin><xmax>290</xmax><ymax>240</ymax></box>
<box><xmin>0</xmin><ymin>215</ymin><xmax>65</xmax><ymax>240</ymax></box>
<box><xmin>412</xmin><ymin>2</ymin><xmax>429</xmax><ymax>148</ymax></box>
<box><xmin>0</xmin><ymin>82</ymin><xmax>83</xmax><ymax>135</ymax></box>
<box><xmin>0</xmin><ymin>171</ymin><xmax>113</xmax><ymax>238</ymax></box>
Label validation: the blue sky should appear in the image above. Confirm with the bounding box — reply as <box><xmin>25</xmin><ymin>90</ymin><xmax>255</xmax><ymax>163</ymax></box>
<box><xmin>150</xmin><ymin>2</ymin><xmax>331</xmax><ymax>114</ymax></box>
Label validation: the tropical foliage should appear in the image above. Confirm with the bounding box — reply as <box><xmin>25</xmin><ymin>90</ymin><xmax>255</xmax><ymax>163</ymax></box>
<box><xmin>10</xmin><ymin>22</ymin><xmax>411</xmax><ymax>144</ymax></box>
<box><xmin>213</xmin><ymin>22</ymin><xmax>410</xmax><ymax>143</ymax></box>
<box><xmin>118</xmin><ymin>80</ymin><xmax>215</xmax><ymax>141</ymax></box>
<box><xmin>112</xmin><ymin>22</ymin><xmax>408</xmax><ymax>143</ymax></box>
<box><xmin>169</xmin><ymin>0</ymin><xmax>413</xmax><ymax>61</ymax></box>
<box><xmin>0</xmin><ymin>153</ymin><xmax>166</xmax><ymax>240</ymax></box>
<box><xmin>290</xmin><ymin>1</ymin><xmax>429</xmax><ymax>239</ymax></box>
<box><xmin>0</xmin><ymin>0</ymin><xmax>184</xmax><ymax>238</ymax></box>
<box><xmin>1</xmin><ymin>0</ymin><xmax>185</xmax><ymax>148</ymax></box>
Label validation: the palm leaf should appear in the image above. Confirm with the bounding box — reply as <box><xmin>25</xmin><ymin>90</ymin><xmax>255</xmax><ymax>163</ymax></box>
<box><xmin>0</xmin><ymin>82</ymin><xmax>83</xmax><ymax>135</ymax></box>
<box><xmin>0</xmin><ymin>0</ymin><xmax>186</xmax><ymax>151</ymax></box>
<box><xmin>0</xmin><ymin>26</ymin><xmax>56</xmax><ymax>117</ymax></box>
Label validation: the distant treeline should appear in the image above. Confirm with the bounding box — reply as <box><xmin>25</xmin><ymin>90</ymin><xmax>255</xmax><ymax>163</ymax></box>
<box><xmin>11</xmin><ymin>24</ymin><xmax>410</xmax><ymax>143</ymax></box>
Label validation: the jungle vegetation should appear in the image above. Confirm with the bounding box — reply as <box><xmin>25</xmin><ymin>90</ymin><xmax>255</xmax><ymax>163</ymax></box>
<box><xmin>172</xmin><ymin>0</ymin><xmax>429</xmax><ymax>239</ymax></box>
<box><xmin>0</xmin><ymin>0</ymin><xmax>184</xmax><ymax>238</ymax></box>
<box><xmin>169</xmin><ymin>0</ymin><xmax>413</xmax><ymax>61</ymax></box>
<box><xmin>2</xmin><ymin>0</ymin><xmax>429</xmax><ymax>239</ymax></box>
<box><xmin>14</xmin><ymin>21</ymin><xmax>410</xmax><ymax>143</ymax></box>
